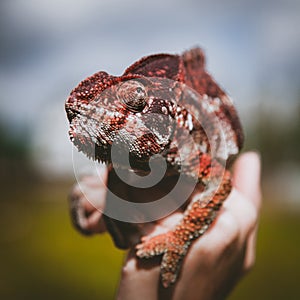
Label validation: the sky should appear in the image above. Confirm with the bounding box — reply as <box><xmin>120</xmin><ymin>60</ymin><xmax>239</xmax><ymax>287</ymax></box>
<box><xmin>0</xmin><ymin>0</ymin><xmax>299</xmax><ymax>176</ymax></box>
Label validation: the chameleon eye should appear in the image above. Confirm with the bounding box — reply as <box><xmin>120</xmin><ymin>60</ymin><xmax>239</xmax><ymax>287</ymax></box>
<box><xmin>136</xmin><ymin>87</ymin><xmax>143</xmax><ymax>93</ymax></box>
<box><xmin>117</xmin><ymin>81</ymin><xmax>147</xmax><ymax>112</ymax></box>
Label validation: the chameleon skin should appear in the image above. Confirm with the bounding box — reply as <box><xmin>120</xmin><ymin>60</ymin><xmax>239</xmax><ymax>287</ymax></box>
<box><xmin>66</xmin><ymin>48</ymin><xmax>243</xmax><ymax>287</ymax></box>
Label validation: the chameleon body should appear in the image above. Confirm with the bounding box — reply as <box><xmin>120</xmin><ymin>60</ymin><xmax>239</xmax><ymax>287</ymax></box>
<box><xmin>66</xmin><ymin>48</ymin><xmax>243</xmax><ymax>287</ymax></box>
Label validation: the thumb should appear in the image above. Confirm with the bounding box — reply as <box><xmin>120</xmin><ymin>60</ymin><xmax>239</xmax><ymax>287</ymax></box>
<box><xmin>232</xmin><ymin>151</ymin><xmax>262</xmax><ymax>210</ymax></box>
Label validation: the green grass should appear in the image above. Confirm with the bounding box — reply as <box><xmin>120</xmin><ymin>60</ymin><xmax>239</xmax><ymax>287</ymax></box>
<box><xmin>1</xmin><ymin>182</ymin><xmax>300</xmax><ymax>299</ymax></box>
<box><xmin>230</xmin><ymin>208</ymin><xmax>300</xmax><ymax>300</ymax></box>
<box><xmin>0</xmin><ymin>181</ymin><xmax>123</xmax><ymax>299</ymax></box>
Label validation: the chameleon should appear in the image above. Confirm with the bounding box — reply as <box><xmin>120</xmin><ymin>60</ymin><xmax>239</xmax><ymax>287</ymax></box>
<box><xmin>65</xmin><ymin>47</ymin><xmax>244</xmax><ymax>287</ymax></box>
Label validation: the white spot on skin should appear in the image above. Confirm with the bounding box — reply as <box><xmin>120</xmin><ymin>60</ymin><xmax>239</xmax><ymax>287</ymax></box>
<box><xmin>162</xmin><ymin>106</ymin><xmax>168</xmax><ymax>114</ymax></box>
<box><xmin>176</xmin><ymin>113</ymin><xmax>184</xmax><ymax>127</ymax></box>
<box><xmin>202</xmin><ymin>97</ymin><xmax>221</xmax><ymax>113</ymax></box>
<box><xmin>148</xmin><ymin>98</ymin><xmax>154</xmax><ymax>107</ymax></box>
<box><xmin>187</xmin><ymin>113</ymin><xmax>193</xmax><ymax>131</ymax></box>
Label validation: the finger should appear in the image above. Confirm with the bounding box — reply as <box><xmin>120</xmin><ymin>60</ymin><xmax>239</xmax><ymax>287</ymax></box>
<box><xmin>117</xmin><ymin>250</ymin><xmax>160</xmax><ymax>300</ymax></box>
<box><xmin>243</xmin><ymin>225</ymin><xmax>258</xmax><ymax>273</ymax></box>
<box><xmin>85</xmin><ymin>210</ymin><xmax>107</xmax><ymax>234</ymax></box>
<box><xmin>80</xmin><ymin>166</ymin><xmax>109</xmax><ymax>211</ymax></box>
<box><xmin>230</xmin><ymin>152</ymin><xmax>261</xmax><ymax>272</ymax></box>
<box><xmin>232</xmin><ymin>151</ymin><xmax>262</xmax><ymax>210</ymax></box>
<box><xmin>70</xmin><ymin>166</ymin><xmax>109</xmax><ymax>234</ymax></box>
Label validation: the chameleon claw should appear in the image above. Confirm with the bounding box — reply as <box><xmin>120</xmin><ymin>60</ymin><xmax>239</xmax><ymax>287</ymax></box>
<box><xmin>136</xmin><ymin>232</ymin><xmax>171</xmax><ymax>257</ymax></box>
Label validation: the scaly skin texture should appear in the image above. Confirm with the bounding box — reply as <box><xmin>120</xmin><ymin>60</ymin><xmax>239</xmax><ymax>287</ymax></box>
<box><xmin>66</xmin><ymin>47</ymin><xmax>244</xmax><ymax>287</ymax></box>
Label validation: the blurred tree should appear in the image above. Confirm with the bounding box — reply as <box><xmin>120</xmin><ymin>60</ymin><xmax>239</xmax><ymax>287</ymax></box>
<box><xmin>0</xmin><ymin>120</ymin><xmax>34</xmax><ymax>182</ymax></box>
<box><xmin>246</xmin><ymin>100</ymin><xmax>300</xmax><ymax>175</ymax></box>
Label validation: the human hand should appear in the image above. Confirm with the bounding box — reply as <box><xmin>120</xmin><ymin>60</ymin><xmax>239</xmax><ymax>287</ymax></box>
<box><xmin>69</xmin><ymin>152</ymin><xmax>261</xmax><ymax>299</ymax></box>
<box><xmin>116</xmin><ymin>152</ymin><xmax>261</xmax><ymax>299</ymax></box>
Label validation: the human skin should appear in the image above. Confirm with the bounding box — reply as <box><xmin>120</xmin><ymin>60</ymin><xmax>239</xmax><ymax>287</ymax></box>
<box><xmin>70</xmin><ymin>152</ymin><xmax>261</xmax><ymax>299</ymax></box>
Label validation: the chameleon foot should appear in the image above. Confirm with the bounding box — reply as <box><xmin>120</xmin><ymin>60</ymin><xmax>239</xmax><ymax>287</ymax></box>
<box><xmin>136</xmin><ymin>231</ymin><xmax>188</xmax><ymax>287</ymax></box>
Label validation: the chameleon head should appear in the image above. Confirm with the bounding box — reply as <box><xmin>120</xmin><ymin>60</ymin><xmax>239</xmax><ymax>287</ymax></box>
<box><xmin>65</xmin><ymin>71</ymin><xmax>176</xmax><ymax>166</ymax></box>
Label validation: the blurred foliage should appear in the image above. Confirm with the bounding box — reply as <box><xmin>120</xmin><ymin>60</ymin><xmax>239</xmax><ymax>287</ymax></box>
<box><xmin>0</xmin><ymin>121</ymin><xmax>30</xmax><ymax>161</ymax></box>
<box><xmin>0</xmin><ymin>121</ymin><xmax>36</xmax><ymax>183</ymax></box>
<box><xmin>244</xmin><ymin>101</ymin><xmax>300</xmax><ymax>174</ymax></box>
<box><xmin>0</xmin><ymin>181</ymin><xmax>124</xmax><ymax>299</ymax></box>
<box><xmin>1</xmin><ymin>182</ymin><xmax>300</xmax><ymax>299</ymax></box>
<box><xmin>231</xmin><ymin>206</ymin><xmax>300</xmax><ymax>300</ymax></box>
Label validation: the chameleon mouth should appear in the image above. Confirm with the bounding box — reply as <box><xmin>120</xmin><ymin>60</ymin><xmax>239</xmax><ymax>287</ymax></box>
<box><xmin>66</xmin><ymin>106</ymin><xmax>80</xmax><ymax>122</ymax></box>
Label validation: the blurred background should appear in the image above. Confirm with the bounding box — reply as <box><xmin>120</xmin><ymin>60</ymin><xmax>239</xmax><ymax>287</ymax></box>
<box><xmin>0</xmin><ymin>0</ymin><xmax>299</xmax><ymax>299</ymax></box>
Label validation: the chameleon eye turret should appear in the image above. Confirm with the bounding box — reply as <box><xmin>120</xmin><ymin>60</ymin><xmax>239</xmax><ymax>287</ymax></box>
<box><xmin>117</xmin><ymin>80</ymin><xmax>147</xmax><ymax>112</ymax></box>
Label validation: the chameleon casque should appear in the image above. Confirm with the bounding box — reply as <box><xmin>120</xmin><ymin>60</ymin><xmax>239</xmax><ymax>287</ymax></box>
<box><xmin>65</xmin><ymin>47</ymin><xmax>244</xmax><ymax>287</ymax></box>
